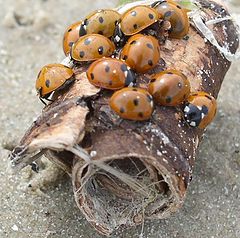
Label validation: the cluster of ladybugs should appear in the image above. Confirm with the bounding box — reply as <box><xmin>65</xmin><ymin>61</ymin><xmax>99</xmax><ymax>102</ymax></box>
<box><xmin>35</xmin><ymin>0</ymin><xmax>217</xmax><ymax>129</ymax></box>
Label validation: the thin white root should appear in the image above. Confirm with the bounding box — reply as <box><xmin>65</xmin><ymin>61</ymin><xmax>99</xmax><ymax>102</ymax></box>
<box><xmin>69</xmin><ymin>145</ymin><xmax>150</xmax><ymax>196</ymax></box>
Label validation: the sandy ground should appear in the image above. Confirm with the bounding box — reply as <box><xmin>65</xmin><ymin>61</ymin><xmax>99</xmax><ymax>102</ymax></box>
<box><xmin>0</xmin><ymin>0</ymin><xmax>240</xmax><ymax>237</ymax></box>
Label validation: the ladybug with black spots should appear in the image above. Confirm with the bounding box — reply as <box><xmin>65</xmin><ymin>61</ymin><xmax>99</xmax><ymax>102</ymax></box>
<box><xmin>87</xmin><ymin>58</ymin><xmax>135</xmax><ymax>90</ymax></box>
<box><xmin>63</xmin><ymin>21</ymin><xmax>82</xmax><ymax>56</ymax></box>
<box><xmin>121</xmin><ymin>34</ymin><xmax>161</xmax><ymax>73</ymax></box>
<box><xmin>148</xmin><ymin>70</ymin><xmax>190</xmax><ymax>106</ymax></box>
<box><xmin>71</xmin><ymin>34</ymin><xmax>116</xmax><ymax>62</ymax></box>
<box><xmin>183</xmin><ymin>92</ymin><xmax>217</xmax><ymax>129</ymax></box>
<box><xmin>113</xmin><ymin>5</ymin><xmax>160</xmax><ymax>47</ymax></box>
<box><xmin>35</xmin><ymin>64</ymin><xmax>74</xmax><ymax>104</ymax></box>
<box><xmin>79</xmin><ymin>9</ymin><xmax>121</xmax><ymax>38</ymax></box>
<box><xmin>152</xmin><ymin>0</ymin><xmax>190</xmax><ymax>38</ymax></box>
<box><xmin>109</xmin><ymin>87</ymin><xmax>154</xmax><ymax>121</ymax></box>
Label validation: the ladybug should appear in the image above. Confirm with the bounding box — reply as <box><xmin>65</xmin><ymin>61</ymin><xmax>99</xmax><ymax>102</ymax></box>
<box><xmin>35</xmin><ymin>64</ymin><xmax>74</xmax><ymax>104</ymax></box>
<box><xmin>120</xmin><ymin>5</ymin><xmax>160</xmax><ymax>36</ymax></box>
<box><xmin>71</xmin><ymin>34</ymin><xmax>116</xmax><ymax>62</ymax></box>
<box><xmin>63</xmin><ymin>21</ymin><xmax>82</xmax><ymax>56</ymax></box>
<box><xmin>148</xmin><ymin>70</ymin><xmax>190</xmax><ymax>106</ymax></box>
<box><xmin>121</xmin><ymin>34</ymin><xmax>161</xmax><ymax>73</ymax></box>
<box><xmin>183</xmin><ymin>92</ymin><xmax>217</xmax><ymax>129</ymax></box>
<box><xmin>87</xmin><ymin>58</ymin><xmax>135</xmax><ymax>90</ymax></box>
<box><xmin>152</xmin><ymin>0</ymin><xmax>189</xmax><ymax>38</ymax></box>
<box><xmin>79</xmin><ymin>9</ymin><xmax>121</xmax><ymax>37</ymax></box>
<box><xmin>109</xmin><ymin>87</ymin><xmax>154</xmax><ymax>121</ymax></box>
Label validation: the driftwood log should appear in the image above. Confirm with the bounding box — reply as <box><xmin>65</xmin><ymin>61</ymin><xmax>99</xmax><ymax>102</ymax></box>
<box><xmin>10</xmin><ymin>0</ymin><xmax>239</xmax><ymax>236</ymax></box>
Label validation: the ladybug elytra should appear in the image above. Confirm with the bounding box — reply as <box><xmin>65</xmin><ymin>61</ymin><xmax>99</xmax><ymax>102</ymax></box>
<box><xmin>121</xmin><ymin>34</ymin><xmax>161</xmax><ymax>73</ymax></box>
<box><xmin>71</xmin><ymin>34</ymin><xmax>116</xmax><ymax>62</ymax></box>
<box><xmin>87</xmin><ymin>58</ymin><xmax>135</xmax><ymax>90</ymax></box>
<box><xmin>35</xmin><ymin>64</ymin><xmax>74</xmax><ymax>102</ymax></box>
<box><xmin>63</xmin><ymin>21</ymin><xmax>82</xmax><ymax>56</ymax></box>
<box><xmin>148</xmin><ymin>70</ymin><xmax>190</xmax><ymax>106</ymax></box>
<box><xmin>79</xmin><ymin>9</ymin><xmax>121</xmax><ymax>38</ymax></box>
<box><xmin>110</xmin><ymin>87</ymin><xmax>154</xmax><ymax>121</ymax></box>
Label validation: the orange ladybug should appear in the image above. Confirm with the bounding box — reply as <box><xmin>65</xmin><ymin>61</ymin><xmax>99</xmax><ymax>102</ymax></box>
<box><xmin>63</xmin><ymin>21</ymin><xmax>82</xmax><ymax>56</ymax></box>
<box><xmin>35</xmin><ymin>64</ymin><xmax>74</xmax><ymax>103</ymax></box>
<box><xmin>183</xmin><ymin>92</ymin><xmax>217</xmax><ymax>129</ymax></box>
<box><xmin>148</xmin><ymin>70</ymin><xmax>190</xmax><ymax>106</ymax></box>
<box><xmin>121</xmin><ymin>34</ymin><xmax>161</xmax><ymax>73</ymax></box>
<box><xmin>71</xmin><ymin>34</ymin><xmax>116</xmax><ymax>62</ymax></box>
<box><xmin>79</xmin><ymin>9</ymin><xmax>121</xmax><ymax>37</ymax></box>
<box><xmin>109</xmin><ymin>87</ymin><xmax>154</xmax><ymax>121</ymax></box>
<box><xmin>153</xmin><ymin>0</ymin><xmax>189</xmax><ymax>38</ymax></box>
<box><xmin>87</xmin><ymin>58</ymin><xmax>135</xmax><ymax>90</ymax></box>
<box><xmin>120</xmin><ymin>5</ymin><xmax>160</xmax><ymax>36</ymax></box>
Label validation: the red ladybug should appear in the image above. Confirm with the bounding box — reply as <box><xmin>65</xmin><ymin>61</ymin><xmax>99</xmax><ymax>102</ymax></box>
<box><xmin>109</xmin><ymin>87</ymin><xmax>154</xmax><ymax>121</ymax></box>
<box><xmin>87</xmin><ymin>58</ymin><xmax>135</xmax><ymax>90</ymax></box>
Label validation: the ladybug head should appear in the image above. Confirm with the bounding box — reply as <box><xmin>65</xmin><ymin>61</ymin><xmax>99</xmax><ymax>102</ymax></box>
<box><xmin>184</xmin><ymin>103</ymin><xmax>208</xmax><ymax>127</ymax></box>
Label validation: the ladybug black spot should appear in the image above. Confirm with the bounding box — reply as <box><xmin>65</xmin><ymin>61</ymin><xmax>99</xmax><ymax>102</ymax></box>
<box><xmin>166</xmin><ymin>96</ymin><xmax>172</xmax><ymax>103</ymax></box>
<box><xmin>133</xmin><ymin>99</ymin><xmax>139</xmax><ymax>106</ymax></box>
<box><xmin>123</xmin><ymin>55</ymin><xmax>128</xmax><ymax>60</ymax></box>
<box><xmin>178</xmin><ymin>82</ymin><xmax>182</xmax><ymax>88</ymax></box>
<box><xmin>131</xmin><ymin>11</ymin><xmax>137</xmax><ymax>16</ymax></box>
<box><xmin>68</xmin><ymin>42</ymin><xmax>74</xmax><ymax>47</ymax></box>
<box><xmin>177</xmin><ymin>5</ymin><xmax>182</xmax><ymax>9</ymax></box>
<box><xmin>45</xmin><ymin>79</ymin><xmax>50</xmax><ymax>88</ymax></box>
<box><xmin>167</xmin><ymin>72</ymin><xmax>173</xmax><ymax>75</ymax></box>
<box><xmin>202</xmin><ymin>105</ymin><xmax>209</xmax><ymax>115</ymax></box>
<box><xmin>99</xmin><ymin>17</ymin><xmax>104</xmax><ymax>24</ymax></box>
<box><xmin>84</xmin><ymin>38</ymin><xmax>91</xmax><ymax>45</ymax></box>
<box><xmin>146</xmin><ymin>43</ymin><xmax>153</xmax><ymax>49</ymax></box>
<box><xmin>120</xmin><ymin>64</ymin><xmax>128</xmax><ymax>72</ymax></box>
<box><xmin>133</xmin><ymin>24</ymin><xmax>138</xmax><ymax>29</ymax></box>
<box><xmin>138</xmin><ymin>112</ymin><xmax>144</xmax><ymax>118</ymax></box>
<box><xmin>130</xmin><ymin>40</ymin><xmax>137</xmax><ymax>45</ymax></box>
<box><xmin>164</xmin><ymin>11</ymin><xmax>172</xmax><ymax>18</ymax></box>
<box><xmin>98</xmin><ymin>31</ymin><xmax>103</xmax><ymax>35</ymax></box>
<box><xmin>80</xmin><ymin>51</ymin><xmax>85</xmax><ymax>58</ymax></box>
<box><xmin>68</xmin><ymin>28</ymin><xmax>72</xmax><ymax>32</ymax></box>
<box><xmin>120</xmin><ymin>107</ymin><xmax>125</xmax><ymax>113</ymax></box>
<box><xmin>90</xmin><ymin>73</ymin><xmax>94</xmax><ymax>80</ymax></box>
<box><xmin>98</xmin><ymin>46</ymin><xmax>104</xmax><ymax>55</ymax></box>
<box><xmin>148</xmin><ymin>60</ymin><xmax>153</xmax><ymax>66</ymax></box>
<box><xmin>149</xmin><ymin>13</ymin><xmax>154</xmax><ymax>20</ymax></box>
<box><xmin>105</xmin><ymin>66</ymin><xmax>110</xmax><ymax>73</ymax></box>
<box><xmin>151</xmin><ymin>78</ymin><xmax>156</xmax><ymax>83</ymax></box>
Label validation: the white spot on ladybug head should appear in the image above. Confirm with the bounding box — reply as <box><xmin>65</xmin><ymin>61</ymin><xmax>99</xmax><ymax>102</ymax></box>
<box><xmin>190</xmin><ymin>121</ymin><xmax>197</xmax><ymax>127</ymax></box>
<box><xmin>128</xmin><ymin>82</ymin><xmax>134</xmax><ymax>87</ymax></box>
<box><xmin>201</xmin><ymin>113</ymin><xmax>205</xmax><ymax>119</ymax></box>
<box><xmin>197</xmin><ymin>106</ymin><xmax>202</xmax><ymax>110</ymax></box>
<box><xmin>115</xmin><ymin>35</ymin><xmax>121</xmax><ymax>42</ymax></box>
<box><xmin>184</xmin><ymin>106</ymin><xmax>190</xmax><ymax>113</ymax></box>
<box><xmin>124</xmin><ymin>71</ymin><xmax>128</xmax><ymax>78</ymax></box>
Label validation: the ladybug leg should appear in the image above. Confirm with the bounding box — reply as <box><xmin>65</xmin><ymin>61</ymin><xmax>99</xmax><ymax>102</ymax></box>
<box><xmin>39</xmin><ymin>97</ymin><xmax>47</xmax><ymax>105</ymax></box>
<box><xmin>112</xmin><ymin>23</ymin><xmax>127</xmax><ymax>48</ymax></box>
<box><xmin>45</xmin><ymin>98</ymin><xmax>54</xmax><ymax>102</ymax></box>
<box><xmin>151</xmin><ymin>0</ymin><xmax>166</xmax><ymax>8</ymax></box>
<box><xmin>31</xmin><ymin>161</ymin><xmax>39</xmax><ymax>173</ymax></box>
